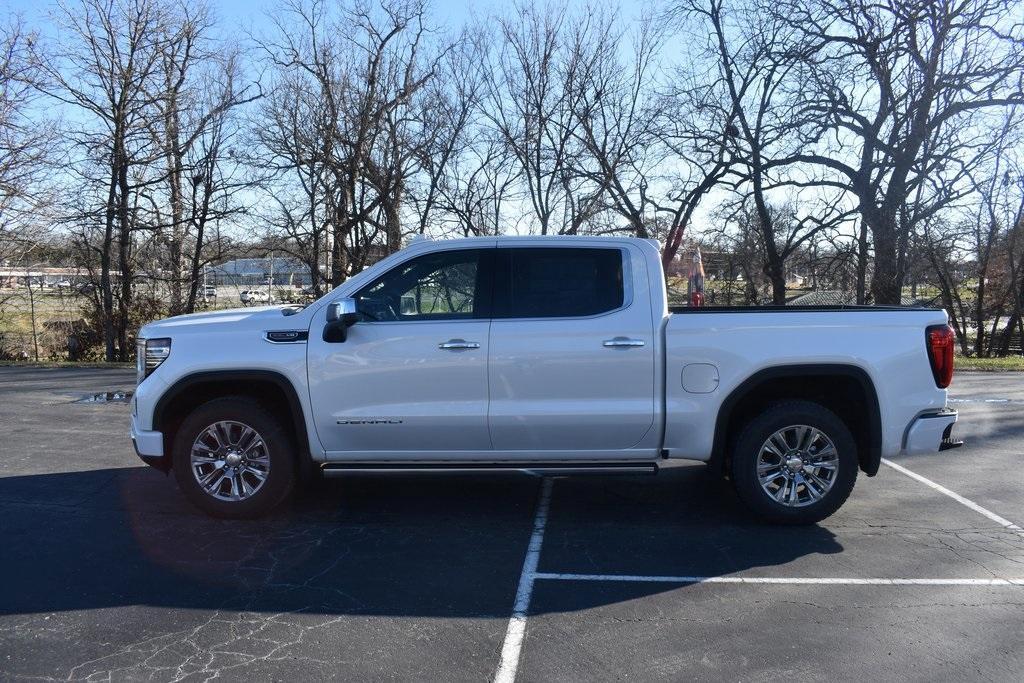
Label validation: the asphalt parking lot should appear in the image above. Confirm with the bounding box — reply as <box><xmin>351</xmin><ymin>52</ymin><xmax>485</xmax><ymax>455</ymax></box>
<box><xmin>1</xmin><ymin>367</ymin><xmax>1023</xmax><ymax>681</ymax></box>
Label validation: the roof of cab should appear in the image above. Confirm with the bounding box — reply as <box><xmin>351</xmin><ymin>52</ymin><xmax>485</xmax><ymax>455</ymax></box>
<box><xmin>408</xmin><ymin>234</ymin><xmax>659</xmax><ymax>247</ymax></box>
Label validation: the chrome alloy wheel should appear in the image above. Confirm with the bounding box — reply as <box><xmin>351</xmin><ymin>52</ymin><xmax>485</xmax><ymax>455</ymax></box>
<box><xmin>190</xmin><ymin>421</ymin><xmax>270</xmax><ymax>502</ymax></box>
<box><xmin>756</xmin><ymin>425</ymin><xmax>839</xmax><ymax>508</ymax></box>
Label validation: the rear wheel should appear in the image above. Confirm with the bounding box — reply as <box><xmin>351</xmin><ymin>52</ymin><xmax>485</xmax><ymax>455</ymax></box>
<box><xmin>172</xmin><ymin>397</ymin><xmax>296</xmax><ymax>518</ymax></box>
<box><xmin>730</xmin><ymin>401</ymin><xmax>857</xmax><ymax>524</ymax></box>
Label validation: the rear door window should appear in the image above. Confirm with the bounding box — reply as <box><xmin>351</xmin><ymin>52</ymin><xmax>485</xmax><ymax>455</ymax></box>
<box><xmin>494</xmin><ymin>247</ymin><xmax>625</xmax><ymax>319</ymax></box>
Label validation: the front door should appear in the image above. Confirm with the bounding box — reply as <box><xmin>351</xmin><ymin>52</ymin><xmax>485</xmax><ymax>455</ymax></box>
<box><xmin>307</xmin><ymin>247</ymin><xmax>494</xmax><ymax>458</ymax></box>
<box><xmin>487</xmin><ymin>245</ymin><xmax>657</xmax><ymax>456</ymax></box>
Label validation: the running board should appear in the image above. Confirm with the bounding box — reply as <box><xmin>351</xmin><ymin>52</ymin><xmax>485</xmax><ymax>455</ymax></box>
<box><xmin>319</xmin><ymin>461</ymin><xmax>659</xmax><ymax>477</ymax></box>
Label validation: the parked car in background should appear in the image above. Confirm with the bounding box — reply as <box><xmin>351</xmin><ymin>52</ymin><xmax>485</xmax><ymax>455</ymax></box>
<box><xmin>132</xmin><ymin>236</ymin><xmax>959</xmax><ymax>522</ymax></box>
<box><xmin>240</xmin><ymin>289</ymin><xmax>272</xmax><ymax>305</ymax></box>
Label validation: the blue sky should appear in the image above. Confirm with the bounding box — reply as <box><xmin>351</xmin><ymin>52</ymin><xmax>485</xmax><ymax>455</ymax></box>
<box><xmin>6</xmin><ymin>0</ymin><xmax>654</xmax><ymax>37</ymax></box>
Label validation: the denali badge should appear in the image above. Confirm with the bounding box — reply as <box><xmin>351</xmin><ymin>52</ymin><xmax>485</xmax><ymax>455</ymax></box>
<box><xmin>336</xmin><ymin>419</ymin><xmax>403</xmax><ymax>425</ymax></box>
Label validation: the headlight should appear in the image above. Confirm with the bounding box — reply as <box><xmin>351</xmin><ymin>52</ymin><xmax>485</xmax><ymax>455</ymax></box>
<box><xmin>136</xmin><ymin>338</ymin><xmax>171</xmax><ymax>384</ymax></box>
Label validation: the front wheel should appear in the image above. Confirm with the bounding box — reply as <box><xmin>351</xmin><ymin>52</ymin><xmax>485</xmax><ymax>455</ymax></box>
<box><xmin>172</xmin><ymin>397</ymin><xmax>296</xmax><ymax>518</ymax></box>
<box><xmin>730</xmin><ymin>401</ymin><xmax>857</xmax><ymax>525</ymax></box>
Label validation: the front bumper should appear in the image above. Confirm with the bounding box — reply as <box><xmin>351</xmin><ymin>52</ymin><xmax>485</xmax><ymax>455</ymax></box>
<box><xmin>130</xmin><ymin>411</ymin><xmax>165</xmax><ymax>463</ymax></box>
<box><xmin>903</xmin><ymin>409</ymin><xmax>961</xmax><ymax>455</ymax></box>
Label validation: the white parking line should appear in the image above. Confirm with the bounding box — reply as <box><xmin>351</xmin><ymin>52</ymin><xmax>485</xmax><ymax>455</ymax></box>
<box><xmin>494</xmin><ymin>478</ymin><xmax>554</xmax><ymax>683</ymax></box>
<box><xmin>534</xmin><ymin>573</ymin><xmax>1024</xmax><ymax>586</ymax></box>
<box><xmin>882</xmin><ymin>458</ymin><xmax>1024</xmax><ymax>536</ymax></box>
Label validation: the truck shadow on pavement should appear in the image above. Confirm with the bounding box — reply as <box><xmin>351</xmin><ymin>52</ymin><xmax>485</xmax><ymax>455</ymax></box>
<box><xmin>0</xmin><ymin>465</ymin><xmax>842</xmax><ymax>619</ymax></box>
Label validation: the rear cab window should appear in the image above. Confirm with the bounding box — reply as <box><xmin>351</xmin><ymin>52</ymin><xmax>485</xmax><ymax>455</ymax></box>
<box><xmin>494</xmin><ymin>247</ymin><xmax>625</xmax><ymax>319</ymax></box>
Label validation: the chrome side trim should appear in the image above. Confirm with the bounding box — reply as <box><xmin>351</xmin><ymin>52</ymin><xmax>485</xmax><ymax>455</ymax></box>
<box><xmin>320</xmin><ymin>462</ymin><xmax>658</xmax><ymax>476</ymax></box>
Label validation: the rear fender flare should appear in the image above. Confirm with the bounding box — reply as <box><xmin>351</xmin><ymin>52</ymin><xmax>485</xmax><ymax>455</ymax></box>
<box><xmin>708</xmin><ymin>364</ymin><xmax>882</xmax><ymax>476</ymax></box>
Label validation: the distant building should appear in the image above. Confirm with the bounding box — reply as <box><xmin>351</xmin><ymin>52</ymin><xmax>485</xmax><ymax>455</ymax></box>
<box><xmin>208</xmin><ymin>257</ymin><xmax>313</xmax><ymax>286</ymax></box>
<box><xmin>0</xmin><ymin>266</ymin><xmax>95</xmax><ymax>289</ymax></box>
<box><xmin>209</xmin><ymin>246</ymin><xmax>391</xmax><ymax>287</ymax></box>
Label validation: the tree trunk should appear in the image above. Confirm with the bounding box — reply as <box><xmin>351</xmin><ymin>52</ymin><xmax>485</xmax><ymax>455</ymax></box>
<box><xmin>385</xmin><ymin>182</ymin><xmax>403</xmax><ymax>254</ymax></box>
<box><xmin>165</xmin><ymin>145</ymin><xmax>184</xmax><ymax>316</ymax></box>
<box><xmin>310</xmin><ymin>224</ymin><xmax>323</xmax><ymax>296</ymax></box>
<box><xmin>331</xmin><ymin>187</ymin><xmax>351</xmax><ymax>287</ymax></box>
<box><xmin>116</xmin><ymin>140</ymin><xmax>133</xmax><ymax>362</ymax></box>
<box><xmin>185</xmin><ymin>180</ymin><xmax>213</xmax><ymax>313</ymax></box>
<box><xmin>767</xmin><ymin>262</ymin><xmax>787</xmax><ymax>305</ymax></box>
<box><xmin>331</xmin><ymin>222</ymin><xmax>346</xmax><ymax>287</ymax></box>
<box><xmin>855</xmin><ymin>220</ymin><xmax>869</xmax><ymax>305</ymax></box>
<box><xmin>101</xmin><ymin>165</ymin><xmax>118</xmax><ymax>362</ymax></box>
<box><xmin>974</xmin><ymin>273</ymin><xmax>987</xmax><ymax>356</ymax></box>
<box><xmin>164</xmin><ymin>77</ymin><xmax>185</xmax><ymax>316</ymax></box>
<box><xmin>868</xmin><ymin>214</ymin><xmax>903</xmax><ymax>305</ymax></box>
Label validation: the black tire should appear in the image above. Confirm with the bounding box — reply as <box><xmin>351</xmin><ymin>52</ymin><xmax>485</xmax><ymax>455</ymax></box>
<box><xmin>730</xmin><ymin>400</ymin><xmax>857</xmax><ymax>525</ymax></box>
<box><xmin>172</xmin><ymin>396</ymin><xmax>296</xmax><ymax>519</ymax></box>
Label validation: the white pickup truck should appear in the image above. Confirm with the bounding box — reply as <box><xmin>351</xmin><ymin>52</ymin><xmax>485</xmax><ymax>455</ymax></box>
<box><xmin>130</xmin><ymin>236</ymin><xmax>959</xmax><ymax>523</ymax></box>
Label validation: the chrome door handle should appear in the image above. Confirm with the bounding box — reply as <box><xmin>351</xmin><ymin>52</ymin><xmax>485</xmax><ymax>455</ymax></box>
<box><xmin>438</xmin><ymin>339</ymin><xmax>480</xmax><ymax>350</ymax></box>
<box><xmin>603</xmin><ymin>337</ymin><xmax>646</xmax><ymax>348</ymax></box>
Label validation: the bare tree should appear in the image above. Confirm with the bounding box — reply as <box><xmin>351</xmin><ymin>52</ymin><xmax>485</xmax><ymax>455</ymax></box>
<box><xmin>179</xmin><ymin>61</ymin><xmax>257</xmax><ymax>311</ymax></box>
<box><xmin>249</xmin><ymin>66</ymin><xmax>333</xmax><ymax>294</ymax></box>
<box><xmin>37</xmin><ymin>0</ymin><xmax>171</xmax><ymax>361</ymax></box>
<box><xmin>408</xmin><ymin>26</ymin><xmax>488</xmax><ymax>236</ymax></box>
<box><xmin>483</xmin><ymin>2</ymin><xmax>597</xmax><ymax>235</ymax></box>
<box><xmin>924</xmin><ymin>111</ymin><xmax>1024</xmax><ymax>355</ymax></box>
<box><xmin>963</xmin><ymin>117</ymin><xmax>1022</xmax><ymax>355</ymax></box>
<box><xmin>433</xmin><ymin>134</ymin><xmax>518</xmax><ymax>237</ymax></box>
<box><xmin>568</xmin><ymin>10</ymin><xmax>665</xmax><ymax>238</ymax></box>
<box><xmin>254</xmin><ymin>0</ymin><xmax>443</xmax><ymax>287</ymax></box>
<box><xmin>143</xmin><ymin>3</ymin><xmax>259</xmax><ymax>315</ymax></box>
<box><xmin>0</xmin><ymin>18</ymin><xmax>56</xmax><ymax>269</ymax></box>
<box><xmin>663</xmin><ymin>0</ymin><xmax>851</xmax><ymax>301</ymax></box>
<box><xmin>702</xmin><ymin>210</ymin><xmax>768</xmax><ymax>304</ymax></box>
<box><xmin>996</xmin><ymin>177</ymin><xmax>1024</xmax><ymax>354</ymax></box>
<box><xmin>764</xmin><ymin>0</ymin><xmax>1024</xmax><ymax>304</ymax></box>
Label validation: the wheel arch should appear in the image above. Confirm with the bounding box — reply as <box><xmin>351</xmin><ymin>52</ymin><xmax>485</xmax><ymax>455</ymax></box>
<box><xmin>152</xmin><ymin>370</ymin><xmax>313</xmax><ymax>475</ymax></box>
<box><xmin>709</xmin><ymin>364</ymin><xmax>882</xmax><ymax>477</ymax></box>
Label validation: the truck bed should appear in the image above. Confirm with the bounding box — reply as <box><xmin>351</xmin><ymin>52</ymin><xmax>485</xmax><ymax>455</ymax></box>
<box><xmin>668</xmin><ymin>305</ymin><xmax>941</xmax><ymax>314</ymax></box>
<box><xmin>660</xmin><ymin>306</ymin><xmax>950</xmax><ymax>463</ymax></box>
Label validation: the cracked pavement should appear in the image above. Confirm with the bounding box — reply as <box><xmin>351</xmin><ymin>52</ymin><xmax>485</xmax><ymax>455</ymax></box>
<box><xmin>1</xmin><ymin>367</ymin><xmax>1023</xmax><ymax>681</ymax></box>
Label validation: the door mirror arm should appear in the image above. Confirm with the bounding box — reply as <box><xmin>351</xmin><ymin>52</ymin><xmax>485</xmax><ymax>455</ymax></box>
<box><xmin>323</xmin><ymin>298</ymin><xmax>359</xmax><ymax>343</ymax></box>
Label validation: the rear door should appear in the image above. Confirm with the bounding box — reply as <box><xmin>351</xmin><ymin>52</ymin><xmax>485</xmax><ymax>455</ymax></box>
<box><xmin>487</xmin><ymin>245</ymin><xmax>657</xmax><ymax>455</ymax></box>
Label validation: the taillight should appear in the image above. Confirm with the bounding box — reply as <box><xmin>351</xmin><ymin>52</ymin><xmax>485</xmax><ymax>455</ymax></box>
<box><xmin>926</xmin><ymin>324</ymin><xmax>954</xmax><ymax>388</ymax></box>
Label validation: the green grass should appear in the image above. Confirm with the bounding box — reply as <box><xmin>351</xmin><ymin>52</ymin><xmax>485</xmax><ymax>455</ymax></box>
<box><xmin>955</xmin><ymin>355</ymin><xmax>1024</xmax><ymax>372</ymax></box>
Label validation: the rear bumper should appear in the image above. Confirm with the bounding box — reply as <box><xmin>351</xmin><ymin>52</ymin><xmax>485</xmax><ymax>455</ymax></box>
<box><xmin>903</xmin><ymin>409</ymin><xmax>960</xmax><ymax>455</ymax></box>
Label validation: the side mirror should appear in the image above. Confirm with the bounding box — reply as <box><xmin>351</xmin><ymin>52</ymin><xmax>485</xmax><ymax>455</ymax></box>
<box><xmin>323</xmin><ymin>298</ymin><xmax>359</xmax><ymax>343</ymax></box>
